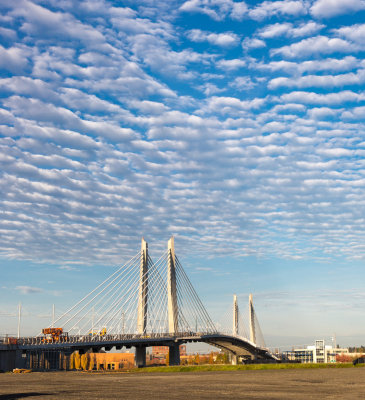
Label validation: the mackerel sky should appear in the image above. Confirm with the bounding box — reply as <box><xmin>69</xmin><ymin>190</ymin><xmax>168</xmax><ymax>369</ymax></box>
<box><xmin>1</xmin><ymin>0</ymin><xmax>365</xmax><ymax>346</ymax></box>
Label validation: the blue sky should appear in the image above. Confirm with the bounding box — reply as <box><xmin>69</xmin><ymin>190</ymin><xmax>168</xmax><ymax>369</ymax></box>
<box><xmin>0</xmin><ymin>0</ymin><xmax>365</xmax><ymax>348</ymax></box>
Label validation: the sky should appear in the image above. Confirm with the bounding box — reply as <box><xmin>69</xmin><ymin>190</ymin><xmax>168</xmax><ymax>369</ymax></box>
<box><xmin>0</xmin><ymin>0</ymin><xmax>365</xmax><ymax>349</ymax></box>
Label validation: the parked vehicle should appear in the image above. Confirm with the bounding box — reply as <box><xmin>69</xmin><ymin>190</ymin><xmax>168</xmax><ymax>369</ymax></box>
<box><xmin>353</xmin><ymin>356</ymin><xmax>365</xmax><ymax>365</ymax></box>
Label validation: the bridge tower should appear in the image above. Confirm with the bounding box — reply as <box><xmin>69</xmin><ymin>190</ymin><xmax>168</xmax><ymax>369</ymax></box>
<box><xmin>249</xmin><ymin>293</ymin><xmax>256</xmax><ymax>345</ymax></box>
<box><xmin>232</xmin><ymin>294</ymin><xmax>238</xmax><ymax>336</ymax></box>
<box><xmin>231</xmin><ymin>294</ymin><xmax>239</xmax><ymax>365</ymax></box>
<box><xmin>136</xmin><ymin>238</ymin><xmax>148</xmax><ymax>367</ymax></box>
<box><xmin>167</xmin><ymin>236</ymin><xmax>180</xmax><ymax>365</ymax></box>
<box><xmin>137</xmin><ymin>237</ymin><xmax>148</xmax><ymax>334</ymax></box>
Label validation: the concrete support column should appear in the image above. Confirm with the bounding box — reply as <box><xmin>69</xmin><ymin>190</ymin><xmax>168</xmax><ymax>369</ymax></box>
<box><xmin>249</xmin><ymin>294</ymin><xmax>256</xmax><ymax>345</ymax></box>
<box><xmin>168</xmin><ymin>342</ymin><xmax>180</xmax><ymax>366</ymax></box>
<box><xmin>231</xmin><ymin>354</ymin><xmax>238</xmax><ymax>365</ymax></box>
<box><xmin>137</xmin><ymin>238</ymin><xmax>148</xmax><ymax>335</ymax></box>
<box><xmin>167</xmin><ymin>237</ymin><xmax>178</xmax><ymax>334</ymax></box>
<box><xmin>135</xmin><ymin>346</ymin><xmax>146</xmax><ymax>368</ymax></box>
<box><xmin>233</xmin><ymin>294</ymin><xmax>238</xmax><ymax>336</ymax></box>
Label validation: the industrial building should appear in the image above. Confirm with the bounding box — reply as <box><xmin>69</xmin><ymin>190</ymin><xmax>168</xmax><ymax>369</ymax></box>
<box><xmin>283</xmin><ymin>340</ymin><xmax>349</xmax><ymax>363</ymax></box>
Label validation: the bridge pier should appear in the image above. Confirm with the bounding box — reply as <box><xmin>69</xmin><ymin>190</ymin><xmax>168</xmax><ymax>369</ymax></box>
<box><xmin>231</xmin><ymin>354</ymin><xmax>238</xmax><ymax>365</ymax></box>
<box><xmin>135</xmin><ymin>346</ymin><xmax>146</xmax><ymax>368</ymax></box>
<box><xmin>26</xmin><ymin>349</ymin><xmax>71</xmax><ymax>371</ymax></box>
<box><xmin>168</xmin><ymin>342</ymin><xmax>180</xmax><ymax>366</ymax></box>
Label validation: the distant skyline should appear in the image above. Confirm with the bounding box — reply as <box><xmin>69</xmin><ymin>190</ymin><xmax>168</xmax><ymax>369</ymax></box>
<box><xmin>0</xmin><ymin>0</ymin><xmax>365</xmax><ymax>347</ymax></box>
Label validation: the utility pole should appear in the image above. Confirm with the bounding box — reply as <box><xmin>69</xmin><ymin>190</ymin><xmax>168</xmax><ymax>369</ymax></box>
<box><xmin>17</xmin><ymin>302</ymin><xmax>21</xmax><ymax>339</ymax></box>
<box><xmin>91</xmin><ymin>306</ymin><xmax>94</xmax><ymax>334</ymax></box>
<box><xmin>122</xmin><ymin>311</ymin><xmax>125</xmax><ymax>335</ymax></box>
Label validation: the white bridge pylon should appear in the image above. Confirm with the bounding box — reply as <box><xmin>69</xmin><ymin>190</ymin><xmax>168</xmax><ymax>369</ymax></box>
<box><xmin>42</xmin><ymin>237</ymin><xmax>268</xmax><ymax>361</ymax></box>
<box><xmin>231</xmin><ymin>293</ymin><xmax>266</xmax><ymax>349</ymax></box>
<box><xmin>48</xmin><ymin>237</ymin><xmax>217</xmax><ymax>337</ymax></box>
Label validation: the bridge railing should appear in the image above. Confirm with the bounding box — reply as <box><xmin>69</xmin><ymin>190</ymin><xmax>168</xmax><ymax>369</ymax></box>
<box><xmin>14</xmin><ymin>331</ymin><xmax>218</xmax><ymax>346</ymax></box>
<box><xmin>0</xmin><ymin>336</ymin><xmax>20</xmax><ymax>345</ymax></box>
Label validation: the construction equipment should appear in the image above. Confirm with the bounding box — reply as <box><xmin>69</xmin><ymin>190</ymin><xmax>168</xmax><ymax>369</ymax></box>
<box><xmin>42</xmin><ymin>328</ymin><xmax>67</xmax><ymax>342</ymax></box>
<box><xmin>89</xmin><ymin>327</ymin><xmax>107</xmax><ymax>336</ymax></box>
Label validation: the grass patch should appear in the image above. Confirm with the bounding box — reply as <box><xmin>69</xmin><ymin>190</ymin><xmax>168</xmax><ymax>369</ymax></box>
<box><xmin>131</xmin><ymin>363</ymin><xmax>365</xmax><ymax>374</ymax></box>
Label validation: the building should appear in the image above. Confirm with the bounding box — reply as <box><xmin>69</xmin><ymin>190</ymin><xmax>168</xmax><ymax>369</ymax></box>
<box><xmin>283</xmin><ymin>340</ymin><xmax>349</xmax><ymax>363</ymax></box>
<box><xmin>151</xmin><ymin>345</ymin><xmax>186</xmax><ymax>357</ymax></box>
<box><xmin>90</xmin><ymin>352</ymin><xmax>135</xmax><ymax>370</ymax></box>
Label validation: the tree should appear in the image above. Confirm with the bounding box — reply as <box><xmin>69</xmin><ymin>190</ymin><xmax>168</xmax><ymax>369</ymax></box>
<box><xmin>81</xmin><ymin>353</ymin><xmax>89</xmax><ymax>370</ymax></box>
<box><xmin>209</xmin><ymin>352</ymin><xmax>214</xmax><ymax>365</ymax></box>
<box><xmin>215</xmin><ymin>351</ymin><xmax>229</xmax><ymax>364</ymax></box>
<box><xmin>215</xmin><ymin>352</ymin><xmax>223</xmax><ymax>364</ymax></box>
<box><xmin>194</xmin><ymin>354</ymin><xmax>200</xmax><ymax>365</ymax></box>
<box><xmin>74</xmin><ymin>352</ymin><xmax>81</xmax><ymax>369</ymax></box>
<box><xmin>88</xmin><ymin>354</ymin><xmax>94</xmax><ymax>371</ymax></box>
<box><xmin>165</xmin><ymin>352</ymin><xmax>169</xmax><ymax>366</ymax></box>
<box><xmin>336</xmin><ymin>354</ymin><xmax>355</xmax><ymax>363</ymax></box>
<box><xmin>69</xmin><ymin>352</ymin><xmax>75</xmax><ymax>370</ymax></box>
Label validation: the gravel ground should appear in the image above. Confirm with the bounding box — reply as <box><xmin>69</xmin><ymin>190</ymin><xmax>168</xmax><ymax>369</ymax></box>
<box><xmin>0</xmin><ymin>368</ymin><xmax>364</xmax><ymax>399</ymax></box>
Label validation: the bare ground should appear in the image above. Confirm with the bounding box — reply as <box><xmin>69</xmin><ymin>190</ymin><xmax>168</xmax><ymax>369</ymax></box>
<box><xmin>0</xmin><ymin>368</ymin><xmax>364</xmax><ymax>399</ymax></box>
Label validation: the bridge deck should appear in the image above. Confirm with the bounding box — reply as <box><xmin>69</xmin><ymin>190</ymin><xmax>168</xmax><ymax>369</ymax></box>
<box><xmin>1</xmin><ymin>332</ymin><xmax>275</xmax><ymax>360</ymax></box>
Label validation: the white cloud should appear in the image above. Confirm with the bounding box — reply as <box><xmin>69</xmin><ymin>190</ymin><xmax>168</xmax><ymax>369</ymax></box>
<box><xmin>10</xmin><ymin>0</ymin><xmax>105</xmax><ymax>44</ymax></box>
<box><xmin>307</xmin><ymin>107</ymin><xmax>341</xmax><ymax>119</ymax></box>
<box><xmin>280</xmin><ymin>90</ymin><xmax>365</xmax><ymax>105</ymax></box>
<box><xmin>310</xmin><ymin>0</ymin><xmax>365</xmax><ymax>18</ymax></box>
<box><xmin>0</xmin><ymin>45</ymin><xmax>29</xmax><ymax>73</ymax></box>
<box><xmin>335</xmin><ymin>23</ymin><xmax>365</xmax><ymax>45</ymax></box>
<box><xmin>187</xmin><ymin>29</ymin><xmax>239</xmax><ymax>46</ymax></box>
<box><xmin>268</xmin><ymin>69</ymin><xmax>365</xmax><ymax>89</ymax></box>
<box><xmin>230</xmin><ymin>1</ymin><xmax>248</xmax><ymax>20</ymax></box>
<box><xmin>242</xmin><ymin>37</ymin><xmax>266</xmax><ymax>50</ymax></box>
<box><xmin>249</xmin><ymin>0</ymin><xmax>307</xmax><ymax>20</ymax></box>
<box><xmin>0</xmin><ymin>0</ymin><xmax>365</xmax><ymax>272</ymax></box>
<box><xmin>216</xmin><ymin>58</ymin><xmax>246</xmax><ymax>70</ymax></box>
<box><xmin>205</xmin><ymin>96</ymin><xmax>266</xmax><ymax>114</ymax></box>
<box><xmin>0</xmin><ymin>26</ymin><xmax>17</xmax><ymax>40</ymax></box>
<box><xmin>16</xmin><ymin>286</ymin><xmax>43</xmax><ymax>294</ymax></box>
<box><xmin>341</xmin><ymin>105</ymin><xmax>365</xmax><ymax>119</ymax></box>
<box><xmin>272</xmin><ymin>35</ymin><xmax>360</xmax><ymax>58</ymax></box>
<box><xmin>258</xmin><ymin>22</ymin><xmax>292</xmax><ymax>38</ymax></box>
<box><xmin>180</xmin><ymin>0</ymin><xmax>248</xmax><ymax>21</ymax></box>
<box><xmin>229</xmin><ymin>76</ymin><xmax>256</xmax><ymax>90</ymax></box>
<box><xmin>258</xmin><ymin>21</ymin><xmax>324</xmax><ymax>39</ymax></box>
<box><xmin>290</xmin><ymin>21</ymin><xmax>325</xmax><ymax>37</ymax></box>
<box><xmin>260</xmin><ymin>56</ymin><xmax>361</xmax><ymax>74</ymax></box>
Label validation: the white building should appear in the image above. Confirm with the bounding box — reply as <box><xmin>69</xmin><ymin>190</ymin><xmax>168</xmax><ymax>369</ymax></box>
<box><xmin>284</xmin><ymin>340</ymin><xmax>349</xmax><ymax>363</ymax></box>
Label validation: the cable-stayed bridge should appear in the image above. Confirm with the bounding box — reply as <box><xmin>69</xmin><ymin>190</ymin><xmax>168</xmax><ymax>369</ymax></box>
<box><xmin>2</xmin><ymin>237</ymin><xmax>276</xmax><ymax>369</ymax></box>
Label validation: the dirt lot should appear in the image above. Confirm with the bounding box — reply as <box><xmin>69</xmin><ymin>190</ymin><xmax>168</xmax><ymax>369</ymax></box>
<box><xmin>0</xmin><ymin>368</ymin><xmax>364</xmax><ymax>399</ymax></box>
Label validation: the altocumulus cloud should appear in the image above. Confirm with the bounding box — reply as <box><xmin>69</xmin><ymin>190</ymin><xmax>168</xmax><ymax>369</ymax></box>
<box><xmin>0</xmin><ymin>0</ymin><xmax>364</xmax><ymax>267</ymax></box>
